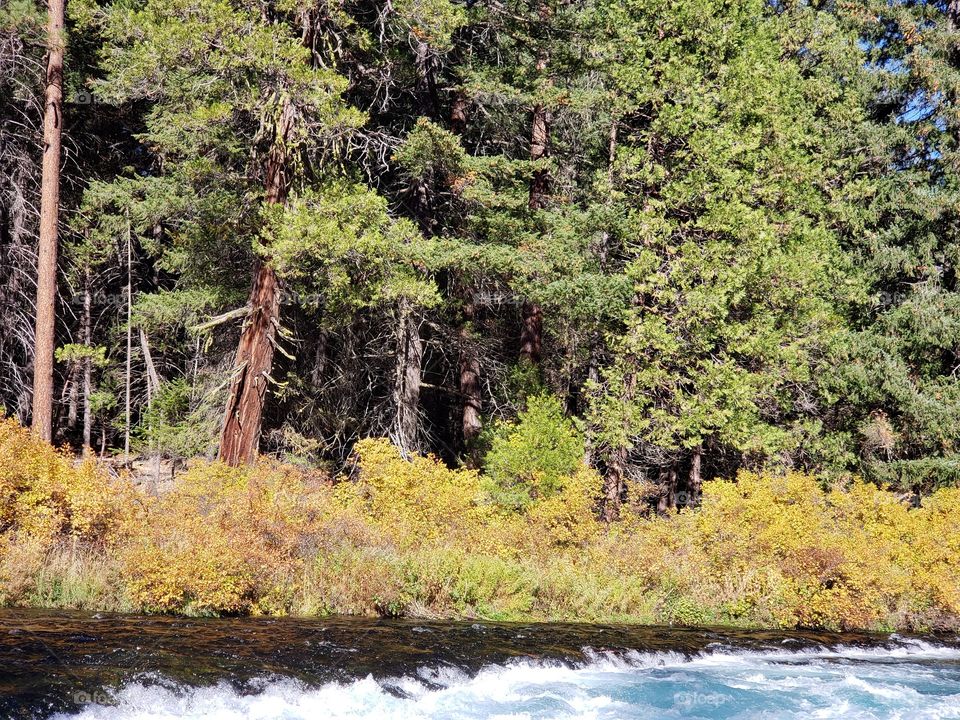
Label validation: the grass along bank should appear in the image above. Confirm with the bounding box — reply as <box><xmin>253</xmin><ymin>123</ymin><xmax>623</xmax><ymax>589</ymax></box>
<box><xmin>0</xmin><ymin>417</ymin><xmax>958</xmax><ymax>631</ymax></box>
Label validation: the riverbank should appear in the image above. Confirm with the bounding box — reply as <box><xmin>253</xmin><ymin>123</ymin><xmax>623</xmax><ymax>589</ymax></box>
<box><xmin>1</xmin><ymin>418</ymin><xmax>958</xmax><ymax>631</ymax></box>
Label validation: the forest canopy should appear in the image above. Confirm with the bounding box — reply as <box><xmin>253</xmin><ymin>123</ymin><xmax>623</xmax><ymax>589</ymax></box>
<box><xmin>2</xmin><ymin>0</ymin><xmax>960</xmax><ymax>522</ymax></box>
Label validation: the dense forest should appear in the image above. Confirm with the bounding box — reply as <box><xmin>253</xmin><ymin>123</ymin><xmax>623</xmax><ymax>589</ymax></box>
<box><xmin>2</xmin><ymin>0</ymin><xmax>960</xmax><ymax>524</ymax></box>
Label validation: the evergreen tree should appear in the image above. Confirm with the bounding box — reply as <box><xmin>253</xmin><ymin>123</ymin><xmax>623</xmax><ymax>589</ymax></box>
<box><xmin>89</xmin><ymin>0</ymin><xmax>363</xmax><ymax>463</ymax></box>
<box><xmin>31</xmin><ymin>0</ymin><xmax>66</xmax><ymax>442</ymax></box>
<box><xmin>584</xmin><ymin>0</ymin><xmax>863</xmax><ymax>516</ymax></box>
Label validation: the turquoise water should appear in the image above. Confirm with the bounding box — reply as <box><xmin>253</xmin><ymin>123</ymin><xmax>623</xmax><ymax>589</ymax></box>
<box><xmin>54</xmin><ymin>643</ymin><xmax>960</xmax><ymax>719</ymax></box>
<box><xmin>2</xmin><ymin>610</ymin><xmax>958</xmax><ymax>719</ymax></box>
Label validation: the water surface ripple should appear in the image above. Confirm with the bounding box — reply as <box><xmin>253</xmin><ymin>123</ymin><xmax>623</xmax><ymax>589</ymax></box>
<box><xmin>1</xmin><ymin>609</ymin><xmax>958</xmax><ymax>719</ymax></box>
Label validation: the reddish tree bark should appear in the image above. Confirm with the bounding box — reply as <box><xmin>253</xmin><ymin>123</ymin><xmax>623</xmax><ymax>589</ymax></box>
<box><xmin>519</xmin><ymin>300</ymin><xmax>543</xmax><ymax>365</ymax></box>
<box><xmin>450</xmin><ymin>91</ymin><xmax>468</xmax><ymax>136</ymax></box>
<box><xmin>218</xmin><ymin>100</ymin><xmax>294</xmax><ymax>466</ymax></box>
<box><xmin>31</xmin><ymin>0</ymin><xmax>65</xmax><ymax>442</ymax></box>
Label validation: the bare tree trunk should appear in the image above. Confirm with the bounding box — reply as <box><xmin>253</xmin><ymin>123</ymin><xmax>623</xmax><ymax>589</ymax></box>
<box><xmin>139</xmin><ymin>328</ymin><xmax>160</xmax><ymax>402</ymax></box>
<box><xmin>82</xmin><ymin>267</ymin><xmax>92</xmax><ymax>453</ymax></box>
<box><xmin>124</xmin><ymin>215</ymin><xmax>132</xmax><ymax>463</ymax></box>
<box><xmin>413</xmin><ymin>38</ymin><xmax>440</xmax><ymax>120</ymax></box>
<box><xmin>218</xmin><ymin>99</ymin><xmax>294</xmax><ymax>466</ymax></box>
<box><xmin>459</xmin><ymin>300</ymin><xmax>482</xmax><ymax>447</ymax></box>
<box><xmin>602</xmin><ymin>446</ymin><xmax>627</xmax><ymax>522</ymax></box>
<box><xmin>392</xmin><ymin>300</ymin><xmax>423</xmax><ymax>456</ymax></box>
<box><xmin>31</xmin><ymin>0</ymin><xmax>65</xmax><ymax>442</ymax></box>
<box><xmin>141</xmin><ymin>328</ymin><xmax>160</xmax><ymax>483</ymax></box>
<box><xmin>66</xmin><ymin>364</ymin><xmax>78</xmax><ymax>430</ymax></box>
<box><xmin>688</xmin><ymin>446</ymin><xmax>702</xmax><ymax>508</ymax></box>
<box><xmin>657</xmin><ymin>464</ymin><xmax>678</xmax><ymax>514</ymax></box>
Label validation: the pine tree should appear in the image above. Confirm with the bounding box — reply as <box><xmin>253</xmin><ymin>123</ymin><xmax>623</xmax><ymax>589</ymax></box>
<box><xmin>31</xmin><ymin>0</ymin><xmax>65</xmax><ymax>441</ymax></box>
<box><xmin>91</xmin><ymin>0</ymin><xmax>363</xmax><ymax>464</ymax></box>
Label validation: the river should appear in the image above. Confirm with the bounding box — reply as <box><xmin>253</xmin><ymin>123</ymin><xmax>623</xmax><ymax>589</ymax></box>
<box><xmin>1</xmin><ymin>609</ymin><xmax>958</xmax><ymax>718</ymax></box>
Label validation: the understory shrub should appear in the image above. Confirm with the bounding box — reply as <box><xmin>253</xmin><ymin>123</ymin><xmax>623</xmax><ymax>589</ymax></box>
<box><xmin>0</xmin><ymin>418</ymin><xmax>958</xmax><ymax>630</ymax></box>
<box><xmin>483</xmin><ymin>394</ymin><xmax>585</xmax><ymax>509</ymax></box>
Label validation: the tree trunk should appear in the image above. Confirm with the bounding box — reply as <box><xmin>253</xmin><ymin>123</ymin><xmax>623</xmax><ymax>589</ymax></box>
<box><xmin>218</xmin><ymin>99</ymin><xmax>294</xmax><ymax>466</ymax></box>
<box><xmin>413</xmin><ymin>38</ymin><xmax>440</xmax><ymax>120</ymax></box>
<box><xmin>519</xmin><ymin>300</ymin><xmax>542</xmax><ymax>365</ymax></box>
<box><xmin>448</xmin><ymin>94</ymin><xmax>481</xmax><ymax>448</ymax></box>
<box><xmin>218</xmin><ymin>261</ymin><xmax>283</xmax><ymax>465</ymax></box>
<box><xmin>459</xmin><ymin>300</ymin><xmax>482</xmax><ymax>448</ymax></box>
<box><xmin>310</xmin><ymin>330</ymin><xmax>328</xmax><ymax>388</ymax></box>
<box><xmin>450</xmin><ymin>91</ymin><xmax>468</xmax><ymax>136</ymax></box>
<box><xmin>392</xmin><ymin>300</ymin><xmax>423</xmax><ymax>455</ymax></box>
<box><xmin>527</xmin><ymin>33</ymin><xmax>551</xmax><ymax>211</ymax></box>
<box><xmin>66</xmin><ymin>364</ymin><xmax>78</xmax><ymax>431</ymax></box>
<box><xmin>657</xmin><ymin>464</ymin><xmax>678</xmax><ymax>514</ymax></box>
<box><xmin>688</xmin><ymin>447</ymin><xmax>702</xmax><ymax>508</ymax></box>
<box><xmin>601</xmin><ymin>364</ymin><xmax>634</xmax><ymax>520</ymax></box>
<box><xmin>528</xmin><ymin>98</ymin><xmax>551</xmax><ymax>210</ymax></box>
<box><xmin>82</xmin><ymin>269</ymin><xmax>92</xmax><ymax>454</ymax></box>
<box><xmin>139</xmin><ymin>329</ymin><xmax>160</xmax><ymax>402</ymax></box>
<box><xmin>31</xmin><ymin>0</ymin><xmax>65</xmax><ymax>442</ymax></box>
<box><xmin>602</xmin><ymin>446</ymin><xmax>627</xmax><ymax>522</ymax></box>
<box><xmin>124</xmin><ymin>215</ymin><xmax>132</xmax><ymax>464</ymax></box>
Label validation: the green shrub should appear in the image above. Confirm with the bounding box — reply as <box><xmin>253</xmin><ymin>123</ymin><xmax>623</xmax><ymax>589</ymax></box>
<box><xmin>483</xmin><ymin>394</ymin><xmax>584</xmax><ymax>509</ymax></box>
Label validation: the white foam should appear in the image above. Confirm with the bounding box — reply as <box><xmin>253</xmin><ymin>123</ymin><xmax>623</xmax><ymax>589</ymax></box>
<box><xmin>52</xmin><ymin>642</ymin><xmax>960</xmax><ymax>720</ymax></box>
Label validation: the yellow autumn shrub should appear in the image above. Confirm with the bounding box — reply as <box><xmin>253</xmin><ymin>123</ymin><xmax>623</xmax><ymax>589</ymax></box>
<box><xmin>629</xmin><ymin>471</ymin><xmax>960</xmax><ymax>630</ymax></box>
<box><xmin>906</xmin><ymin>487</ymin><xmax>960</xmax><ymax>621</ymax></box>
<box><xmin>1</xmin><ymin>420</ymin><xmax>959</xmax><ymax>630</ymax></box>
<box><xmin>0</xmin><ymin>418</ymin><xmax>137</xmax><ymax>607</ymax></box>
<box><xmin>121</xmin><ymin>458</ymin><xmax>335</xmax><ymax>614</ymax></box>
<box><xmin>0</xmin><ymin>418</ymin><xmax>134</xmax><ymax>545</ymax></box>
<box><xmin>525</xmin><ymin>466</ymin><xmax>605</xmax><ymax>550</ymax></box>
<box><xmin>349</xmin><ymin>438</ymin><xmax>500</xmax><ymax>550</ymax></box>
